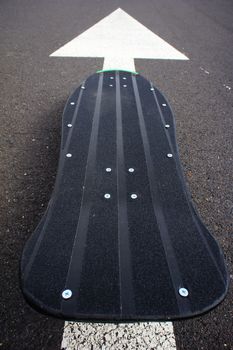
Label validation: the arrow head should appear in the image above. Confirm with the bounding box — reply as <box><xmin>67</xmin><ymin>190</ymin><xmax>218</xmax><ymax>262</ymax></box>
<box><xmin>50</xmin><ymin>8</ymin><xmax>189</xmax><ymax>71</ymax></box>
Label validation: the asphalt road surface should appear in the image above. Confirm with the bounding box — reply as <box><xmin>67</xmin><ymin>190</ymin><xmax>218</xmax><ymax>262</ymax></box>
<box><xmin>0</xmin><ymin>0</ymin><xmax>232</xmax><ymax>349</ymax></box>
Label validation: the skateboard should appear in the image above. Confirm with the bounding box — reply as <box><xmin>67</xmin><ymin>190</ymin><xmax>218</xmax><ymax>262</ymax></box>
<box><xmin>20</xmin><ymin>70</ymin><xmax>229</xmax><ymax>321</ymax></box>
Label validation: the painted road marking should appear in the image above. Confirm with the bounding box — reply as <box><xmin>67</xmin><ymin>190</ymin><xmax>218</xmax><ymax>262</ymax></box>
<box><xmin>53</xmin><ymin>7</ymin><xmax>181</xmax><ymax>348</ymax></box>
<box><xmin>61</xmin><ymin>321</ymin><xmax>176</xmax><ymax>349</ymax></box>
<box><xmin>50</xmin><ymin>8</ymin><xmax>189</xmax><ymax>71</ymax></box>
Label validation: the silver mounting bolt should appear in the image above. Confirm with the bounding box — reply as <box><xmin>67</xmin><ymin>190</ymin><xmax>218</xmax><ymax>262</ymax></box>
<box><xmin>70</xmin><ymin>102</ymin><xmax>75</xmax><ymax>105</ymax></box>
<box><xmin>62</xmin><ymin>289</ymin><xmax>72</xmax><ymax>299</ymax></box>
<box><xmin>81</xmin><ymin>86</ymin><xmax>85</xmax><ymax>90</ymax></box>
<box><xmin>110</xmin><ymin>76</ymin><xmax>114</xmax><ymax>79</ymax></box>
<box><xmin>106</xmin><ymin>168</ymin><xmax>112</xmax><ymax>172</ymax></box>
<box><xmin>162</xmin><ymin>103</ymin><xmax>167</xmax><ymax>106</ymax></box>
<box><xmin>66</xmin><ymin>153</ymin><xmax>72</xmax><ymax>158</ymax></box>
<box><xmin>104</xmin><ymin>193</ymin><xmax>111</xmax><ymax>199</ymax></box>
<box><xmin>165</xmin><ymin>124</ymin><xmax>170</xmax><ymax>128</ymax></box>
<box><xmin>167</xmin><ymin>153</ymin><xmax>173</xmax><ymax>158</ymax></box>
<box><xmin>123</xmin><ymin>85</ymin><xmax>127</xmax><ymax>87</ymax></box>
<box><xmin>123</xmin><ymin>77</ymin><xmax>127</xmax><ymax>80</ymax></box>
<box><xmin>67</xmin><ymin>124</ymin><xmax>72</xmax><ymax>128</ymax></box>
<box><xmin>131</xmin><ymin>194</ymin><xmax>137</xmax><ymax>199</ymax></box>
<box><xmin>179</xmin><ymin>287</ymin><xmax>189</xmax><ymax>297</ymax></box>
<box><xmin>128</xmin><ymin>168</ymin><xmax>135</xmax><ymax>173</ymax></box>
<box><xmin>150</xmin><ymin>87</ymin><xmax>155</xmax><ymax>91</ymax></box>
<box><xmin>109</xmin><ymin>84</ymin><xmax>113</xmax><ymax>87</ymax></box>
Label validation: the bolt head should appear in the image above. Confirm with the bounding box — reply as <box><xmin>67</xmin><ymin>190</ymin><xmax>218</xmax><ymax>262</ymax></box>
<box><xmin>104</xmin><ymin>193</ymin><xmax>111</xmax><ymax>199</ymax></box>
<box><xmin>167</xmin><ymin>153</ymin><xmax>173</xmax><ymax>158</ymax></box>
<box><xmin>165</xmin><ymin>124</ymin><xmax>170</xmax><ymax>128</ymax></box>
<box><xmin>128</xmin><ymin>168</ymin><xmax>135</xmax><ymax>173</ymax></box>
<box><xmin>131</xmin><ymin>194</ymin><xmax>137</xmax><ymax>199</ymax></box>
<box><xmin>150</xmin><ymin>87</ymin><xmax>154</xmax><ymax>91</ymax></box>
<box><xmin>62</xmin><ymin>289</ymin><xmax>72</xmax><ymax>299</ymax></box>
<box><xmin>106</xmin><ymin>168</ymin><xmax>112</xmax><ymax>172</ymax></box>
<box><xmin>81</xmin><ymin>86</ymin><xmax>85</xmax><ymax>89</ymax></box>
<box><xmin>162</xmin><ymin>103</ymin><xmax>167</xmax><ymax>106</ymax></box>
<box><xmin>70</xmin><ymin>102</ymin><xmax>75</xmax><ymax>105</ymax></box>
<box><xmin>179</xmin><ymin>288</ymin><xmax>189</xmax><ymax>297</ymax></box>
<box><xmin>67</xmin><ymin>124</ymin><xmax>72</xmax><ymax>128</ymax></box>
<box><xmin>66</xmin><ymin>153</ymin><xmax>72</xmax><ymax>158</ymax></box>
<box><xmin>123</xmin><ymin>85</ymin><xmax>127</xmax><ymax>88</ymax></box>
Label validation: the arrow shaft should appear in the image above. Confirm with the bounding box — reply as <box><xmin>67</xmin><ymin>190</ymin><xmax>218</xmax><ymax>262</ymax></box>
<box><xmin>103</xmin><ymin>56</ymin><xmax>135</xmax><ymax>72</ymax></box>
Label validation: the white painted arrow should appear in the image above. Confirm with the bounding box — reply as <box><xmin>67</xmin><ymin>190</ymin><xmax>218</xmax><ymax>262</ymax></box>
<box><xmin>50</xmin><ymin>8</ymin><xmax>189</xmax><ymax>72</ymax></box>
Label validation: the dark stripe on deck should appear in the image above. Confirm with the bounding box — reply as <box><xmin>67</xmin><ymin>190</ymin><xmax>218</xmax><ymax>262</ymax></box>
<box><xmin>61</xmin><ymin>73</ymin><xmax>103</xmax><ymax>315</ymax></box>
<box><xmin>132</xmin><ymin>74</ymin><xmax>191</xmax><ymax>314</ymax></box>
<box><xmin>115</xmin><ymin>71</ymin><xmax>135</xmax><ymax>316</ymax></box>
<box><xmin>151</xmin><ymin>85</ymin><xmax>227</xmax><ymax>286</ymax></box>
<box><xmin>22</xmin><ymin>84</ymin><xmax>85</xmax><ymax>282</ymax></box>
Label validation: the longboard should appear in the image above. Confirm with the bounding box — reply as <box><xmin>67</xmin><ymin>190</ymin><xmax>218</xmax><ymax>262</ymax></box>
<box><xmin>20</xmin><ymin>71</ymin><xmax>229</xmax><ymax>321</ymax></box>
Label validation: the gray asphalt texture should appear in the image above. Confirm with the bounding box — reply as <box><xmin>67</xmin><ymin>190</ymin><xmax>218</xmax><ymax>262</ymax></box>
<box><xmin>0</xmin><ymin>0</ymin><xmax>232</xmax><ymax>349</ymax></box>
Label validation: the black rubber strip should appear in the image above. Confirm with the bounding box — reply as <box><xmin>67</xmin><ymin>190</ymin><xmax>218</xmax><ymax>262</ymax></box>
<box><xmin>151</xmin><ymin>86</ymin><xmax>226</xmax><ymax>286</ymax></box>
<box><xmin>132</xmin><ymin>75</ymin><xmax>191</xmax><ymax>315</ymax></box>
<box><xmin>22</xmin><ymin>85</ymin><xmax>85</xmax><ymax>282</ymax></box>
<box><xmin>61</xmin><ymin>73</ymin><xmax>103</xmax><ymax>315</ymax></box>
<box><xmin>115</xmin><ymin>71</ymin><xmax>135</xmax><ymax>316</ymax></box>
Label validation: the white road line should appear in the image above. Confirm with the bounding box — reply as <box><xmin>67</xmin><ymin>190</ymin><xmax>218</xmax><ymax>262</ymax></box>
<box><xmin>61</xmin><ymin>321</ymin><xmax>176</xmax><ymax>349</ymax></box>
<box><xmin>50</xmin><ymin>8</ymin><xmax>189</xmax><ymax>71</ymax></box>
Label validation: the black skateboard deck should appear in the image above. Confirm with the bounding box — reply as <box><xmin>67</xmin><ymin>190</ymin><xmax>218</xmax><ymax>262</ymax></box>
<box><xmin>20</xmin><ymin>71</ymin><xmax>229</xmax><ymax>321</ymax></box>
